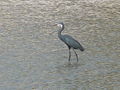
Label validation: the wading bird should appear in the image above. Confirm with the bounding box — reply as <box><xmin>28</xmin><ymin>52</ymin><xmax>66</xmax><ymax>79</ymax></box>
<box><xmin>55</xmin><ymin>22</ymin><xmax>84</xmax><ymax>62</ymax></box>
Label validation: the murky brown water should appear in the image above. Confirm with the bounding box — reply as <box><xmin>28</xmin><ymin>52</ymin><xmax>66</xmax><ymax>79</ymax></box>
<box><xmin>0</xmin><ymin>0</ymin><xmax>120</xmax><ymax>90</ymax></box>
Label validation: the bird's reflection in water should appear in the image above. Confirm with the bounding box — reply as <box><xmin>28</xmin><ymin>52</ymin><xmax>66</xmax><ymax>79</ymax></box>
<box><xmin>55</xmin><ymin>61</ymin><xmax>83</xmax><ymax>72</ymax></box>
<box><xmin>64</xmin><ymin>62</ymin><xmax>82</xmax><ymax>69</ymax></box>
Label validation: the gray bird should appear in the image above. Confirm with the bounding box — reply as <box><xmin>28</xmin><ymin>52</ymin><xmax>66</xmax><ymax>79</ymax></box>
<box><xmin>55</xmin><ymin>22</ymin><xmax>84</xmax><ymax>62</ymax></box>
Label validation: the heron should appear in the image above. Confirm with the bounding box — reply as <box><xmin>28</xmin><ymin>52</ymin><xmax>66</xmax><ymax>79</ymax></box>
<box><xmin>55</xmin><ymin>22</ymin><xmax>84</xmax><ymax>62</ymax></box>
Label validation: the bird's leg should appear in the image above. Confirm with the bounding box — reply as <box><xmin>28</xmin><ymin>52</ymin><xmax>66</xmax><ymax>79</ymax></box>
<box><xmin>68</xmin><ymin>47</ymin><xmax>71</xmax><ymax>62</ymax></box>
<box><xmin>73</xmin><ymin>49</ymin><xmax>78</xmax><ymax>62</ymax></box>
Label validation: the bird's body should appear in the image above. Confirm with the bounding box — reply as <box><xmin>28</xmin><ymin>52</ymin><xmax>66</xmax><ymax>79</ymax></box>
<box><xmin>56</xmin><ymin>22</ymin><xmax>84</xmax><ymax>62</ymax></box>
<box><xmin>59</xmin><ymin>34</ymin><xmax>84</xmax><ymax>50</ymax></box>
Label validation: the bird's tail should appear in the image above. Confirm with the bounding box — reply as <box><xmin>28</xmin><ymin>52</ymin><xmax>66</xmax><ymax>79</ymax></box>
<box><xmin>79</xmin><ymin>45</ymin><xmax>85</xmax><ymax>51</ymax></box>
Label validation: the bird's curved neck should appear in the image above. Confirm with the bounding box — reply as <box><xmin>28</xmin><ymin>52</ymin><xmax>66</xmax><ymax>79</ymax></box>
<box><xmin>58</xmin><ymin>25</ymin><xmax>64</xmax><ymax>38</ymax></box>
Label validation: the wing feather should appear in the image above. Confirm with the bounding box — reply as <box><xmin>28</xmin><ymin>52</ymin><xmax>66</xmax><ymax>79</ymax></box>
<box><xmin>62</xmin><ymin>35</ymin><xmax>84</xmax><ymax>51</ymax></box>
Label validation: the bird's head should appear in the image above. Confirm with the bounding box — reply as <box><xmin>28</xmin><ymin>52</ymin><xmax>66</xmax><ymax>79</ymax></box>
<box><xmin>51</xmin><ymin>22</ymin><xmax>64</xmax><ymax>34</ymax></box>
<box><xmin>56</xmin><ymin>22</ymin><xmax>64</xmax><ymax>28</ymax></box>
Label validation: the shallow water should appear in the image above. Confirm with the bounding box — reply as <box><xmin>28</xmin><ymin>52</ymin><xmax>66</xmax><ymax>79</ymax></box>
<box><xmin>0</xmin><ymin>0</ymin><xmax>120</xmax><ymax>90</ymax></box>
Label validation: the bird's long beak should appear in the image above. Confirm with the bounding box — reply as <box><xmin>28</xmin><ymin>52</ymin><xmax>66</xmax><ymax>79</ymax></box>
<box><xmin>49</xmin><ymin>23</ymin><xmax>57</xmax><ymax>35</ymax></box>
<box><xmin>53</xmin><ymin>23</ymin><xmax>57</xmax><ymax>26</ymax></box>
<box><xmin>49</xmin><ymin>30</ymin><xmax>57</xmax><ymax>35</ymax></box>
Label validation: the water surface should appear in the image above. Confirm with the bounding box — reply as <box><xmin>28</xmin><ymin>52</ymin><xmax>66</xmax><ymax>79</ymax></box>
<box><xmin>0</xmin><ymin>0</ymin><xmax>120</xmax><ymax>90</ymax></box>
